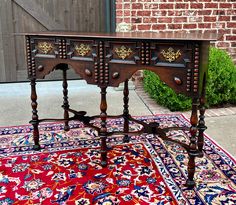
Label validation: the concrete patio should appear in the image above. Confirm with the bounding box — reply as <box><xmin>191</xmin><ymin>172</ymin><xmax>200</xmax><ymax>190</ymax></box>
<box><xmin>0</xmin><ymin>80</ymin><xmax>235</xmax><ymax>158</ymax></box>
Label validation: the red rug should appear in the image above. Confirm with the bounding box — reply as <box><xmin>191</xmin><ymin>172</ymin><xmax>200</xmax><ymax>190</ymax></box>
<box><xmin>0</xmin><ymin>114</ymin><xmax>235</xmax><ymax>204</ymax></box>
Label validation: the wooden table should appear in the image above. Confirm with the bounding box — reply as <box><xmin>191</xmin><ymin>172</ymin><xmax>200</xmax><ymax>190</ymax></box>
<box><xmin>24</xmin><ymin>31</ymin><xmax>219</xmax><ymax>188</ymax></box>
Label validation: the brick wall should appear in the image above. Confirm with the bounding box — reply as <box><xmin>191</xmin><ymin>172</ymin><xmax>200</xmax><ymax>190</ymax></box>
<box><xmin>116</xmin><ymin>0</ymin><xmax>236</xmax><ymax>63</ymax></box>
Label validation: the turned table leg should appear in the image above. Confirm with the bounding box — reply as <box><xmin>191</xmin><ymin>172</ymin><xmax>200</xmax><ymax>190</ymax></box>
<box><xmin>62</xmin><ymin>65</ymin><xmax>70</xmax><ymax>131</ymax></box>
<box><xmin>197</xmin><ymin>75</ymin><xmax>207</xmax><ymax>157</ymax></box>
<box><xmin>123</xmin><ymin>80</ymin><xmax>130</xmax><ymax>143</ymax></box>
<box><xmin>30</xmin><ymin>79</ymin><xmax>40</xmax><ymax>150</ymax></box>
<box><xmin>100</xmin><ymin>86</ymin><xmax>108</xmax><ymax>167</ymax></box>
<box><xmin>186</xmin><ymin>97</ymin><xmax>199</xmax><ymax>188</ymax></box>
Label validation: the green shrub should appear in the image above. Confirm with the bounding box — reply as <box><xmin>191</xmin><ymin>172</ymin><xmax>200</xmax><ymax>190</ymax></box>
<box><xmin>143</xmin><ymin>47</ymin><xmax>236</xmax><ymax>111</ymax></box>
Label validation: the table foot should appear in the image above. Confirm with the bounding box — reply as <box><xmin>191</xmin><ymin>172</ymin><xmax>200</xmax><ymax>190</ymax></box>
<box><xmin>197</xmin><ymin>151</ymin><xmax>204</xmax><ymax>158</ymax></box>
<box><xmin>185</xmin><ymin>179</ymin><xmax>195</xmax><ymax>189</ymax></box>
<box><xmin>64</xmin><ymin>125</ymin><xmax>70</xmax><ymax>131</ymax></box>
<box><xmin>33</xmin><ymin>144</ymin><xmax>41</xmax><ymax>151</ymax></box>
<box><xmin>123</xmin><ymin>135</ymin><xmax>130</xmax><ymax>143</ymax></box>
<box><xmin>101</xmin><ymin>160</ymin><xmax>108</xmax><ymax>167</ymax></box>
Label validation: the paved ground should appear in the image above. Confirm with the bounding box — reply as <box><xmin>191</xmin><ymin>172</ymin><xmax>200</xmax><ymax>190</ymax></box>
<box><xmin>0</xmin><ymin>80</ymin><xmax>235</xmax><ymax>158</ymax></box>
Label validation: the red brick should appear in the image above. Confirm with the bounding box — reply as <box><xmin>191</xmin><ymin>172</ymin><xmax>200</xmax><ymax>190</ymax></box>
<box><xmin>231</xmin><ymin>42</ymin><xmax>236</xmax><ymax>47</ymax></box>
<box><xmin>212</xmin><ymin>22</ymin><xmax>225</xmax><ymax>29</ymax></box>
<box><xmin>232</xmin><ymin>16</ymin><xmax>236</xmax><ymax>21</ymax></box>
<box><xmin>115</xmin><ymin>0</ymin><xmax>235</xmax><ymax>63</ymax></box>
<box><xmin>198</xmin><ymin>10</ymin><xmax>212</xmax><ymax>15</ymax></box>
<box><xmin>191</xmin><ymin>3</ymin><xmax>203</xmax><ymax>9</ymax></box>
<box><xmin>198</xmin><ymin>23</ymin><xmax>211</xmax><ymax>29</ymax></box>
<box><xmin>168</xmin><ymin>11</ymin><xmax>175</xmax><ymax>16</ymax></box>
<box><xmin>158</xmin><ymin>17</ymin><xmax>172</xmax><ymax>23</ymax></box>
<box><xmin>116</xmin><ymin>10</ymin><xmax>123</xmax><ymax>17</ymax></box>
<box><xmin>137</xmin><ymin>24</ymin><xmax>151</xmax><ymax>30</ymax></box>
<box><xmin>204</xmin><ymin>16</ymin><xmax>217</xmax><ymax>22</ymax></box>
<box><xmin>213</xmin><ymin>10</ymin><xmax>225</xmax><ymax>16</ymax></box>
<box><xmin>175</xmin><ymin>3</ymin><xmax>188</xmax><ymax>9</ymax></box>
<box><xmin>131</xmin><ymin>25</ymin><xmax>137</xmax><ymax>31</ymax></box>
<box><xmin>216</xmin><ymin>28</ymin><xmax>228</xmax><ymax>33</ymax></box>
<box><xmin>117</xmin><ymin>18</ymin><xmax>130</xmax><ymax>24</ymax></box>
<box><xmin>152</xmin><ymin>24</ymin><xmax>167</xmax><ymax>30</ymax></box>
<box><xmin>137</xmin><ymin>11</ymin><xmax>151</xmax><ymax>16</ymax></box>
<box><xmin>147</xmin><ymin>4</ymin><xmax>159</xmax><ymax>10</ymax></box>
<box><xmin>116</xmin><ymin>4</ymin><xmax>122</xmax><ymax>10</ymax></box>
<box><xmin>124</xmin><ymin>3</ymin><xmax>131</xmax><ymax>9</ymax></box>
<box><xmin>132</xmin><ymin>3</ymin><xmax>143</xmax><ymax>9</ymax></box>
<box><xmin>218</xmin><ymin>16</ymin><xmax>230</xmax><ymax>21</ymax></box>
<box><xmin>227</xmin><ymin>22</ymin><xmax>236</xmax><ymax>28</ymax></box>
<box><xmin>216</xmin><ymin>42</ymin><xmax>230</xmax><ymax>47</ymax></box>
<box><xmin>131</xmin><ymin>11</ymin><xmax>136</xmax><ymax>16</ymax></box>
<box><xmin>205</xmin><ymin>3</ymin><xmax>218</xmax><ymax>9</ymax></box>
<box><xmin>159</xmin><ymin>4</ymin><xmax>174</xmax><ymax>9</ymax></box>
<box><xmin>152</xmin><ymin>10</ymin><xmax>167</xmax><ymax>16</ymax></box>
<box><xmin>168</xmin><ymin>24</ymin><xmax>182</xmax><ymax>29</ymax></box>
<box><xmin>131</xmin><ymin>17</ymin><xmax>141</xmax><ymax>23</ymax></box>
<box><xmin>219</xmin><ymin>3</ymin><xmax>232</xmax><ymax>9</ymax></box>
<box><xmin>124</xmin><ymin>10</ymin><xmax>130</xmax><ymax>16</ymax></box>
<box><xmin>183</xmin><ymin>24</ymin><xmax>197</xmax><ymax>29</ymax></box>
<box><xmin>226</xmin><ymin>36</ymin><xmax>236</xmax><ymax>41</ymax></box>
<box><xmin>143</xmin><ymin>17</ymin><xmax>157</xmax><ymax>23</ymax></box>
<box><xmin>227</xmin><ymin>10</ymin><xmax>236</xmax><ymax>15</ymax></box>
<box><xmin>232</xmin><ymin>30</ymin><xmax>236</xmax><ymax>35</ymax></box>
<box><xmin>173</xmin><ymin>17</ymin><xmax>187</xmax><ymax>23</ymax></box>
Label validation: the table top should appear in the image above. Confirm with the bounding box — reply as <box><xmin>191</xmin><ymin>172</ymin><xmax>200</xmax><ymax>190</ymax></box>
<box><xmin>21</xmin><ymin>31</ymin><xmax>220</xmax><ymax>41</ymax></box>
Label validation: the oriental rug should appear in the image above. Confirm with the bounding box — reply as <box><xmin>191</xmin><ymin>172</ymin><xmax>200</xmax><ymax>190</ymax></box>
<box><xmin>0</xmin><ymin>114</ymin><xmax>235</xmax><ymax>205</ymax></box>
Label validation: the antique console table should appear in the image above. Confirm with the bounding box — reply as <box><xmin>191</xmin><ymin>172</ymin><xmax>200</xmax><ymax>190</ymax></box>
<box><xmin>24</xmin><ymin>31</ymin><xmax>219</xmax><ymax>188</ymax></box>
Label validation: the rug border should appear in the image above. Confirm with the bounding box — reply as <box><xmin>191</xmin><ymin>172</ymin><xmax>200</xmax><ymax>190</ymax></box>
<box><xmin>181</xmin><ymin>113</ymin><xmax>236</xmax><ymax>164</ymax></box>
<box><xmin>1</xmin><ymin>113</ymin><xmax>235</xmax><ymax>163</ymax></box>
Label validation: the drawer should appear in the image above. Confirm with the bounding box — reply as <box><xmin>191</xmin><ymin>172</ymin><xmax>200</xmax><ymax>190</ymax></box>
<box><xmin>150</xmin><ymin>42</ymin><xmax>194</xmax><ymax>68</ymax></box>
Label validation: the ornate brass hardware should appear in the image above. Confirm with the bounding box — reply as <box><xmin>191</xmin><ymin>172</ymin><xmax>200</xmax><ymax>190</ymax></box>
<box><xmin>38</xmin><ymin>42</ymin><xmax>54</xmax><ymax>54</ymax></box>
<box><xmin>112</xmin><ymin>72</ymin><xmax>119</xmax><ymax>79</ymax></box>
<box><xmin>75</xmin><ymin>44</ymin><xmax>91</xmax><ymax>56</ymax></box>
<box><xmin>115</xmin><ymin>46</ymin><xmax>132</xmax><ymax>60</ymax></box>
<box><xmin>161</xmin><ymin>47</ymin><xmax>181</xmax><ymax>62</ymax></box>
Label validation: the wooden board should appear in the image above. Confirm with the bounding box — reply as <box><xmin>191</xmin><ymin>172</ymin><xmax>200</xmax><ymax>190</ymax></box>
<box><xmin>0</xmin><ymin>0</ymin><xmax>115</xmax><ymax>82</ymax></box>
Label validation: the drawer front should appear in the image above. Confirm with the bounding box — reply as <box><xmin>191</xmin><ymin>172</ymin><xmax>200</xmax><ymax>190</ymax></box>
<box><xmin>150</xmin><ymin>42</ymin><xmax>194</xmax><ymax>68</ymax></box>
<box><xmin>26</xmin><ymin>36</ymin><xmax>200</xmax><ymax>96</ymax></box>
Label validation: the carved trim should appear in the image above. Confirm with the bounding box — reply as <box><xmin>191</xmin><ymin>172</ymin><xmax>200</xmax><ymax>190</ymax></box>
<box><xmin>75</xmin><ymin>44</ymin><xmax>91</xmax><ymax>56</ymax></box>
<box><xmin>99</xmin><ymin>41</ymin><xmax>104</xmax><ymax>84</ymax></box>
<box><xmin>38</xmin><ymin>42</ymin><xmax>54</xmax><ymax>54</ymax></box>
<box><xmin>94</xmin><ymin>62</ymin><xmax>98</xmax><ymax>83</ymax></box>
<box><xmin>26</xmin><ymin>37</ymin><xmax>33</xmax><ymax>77</ymax></box>
<box><xmin>141</xmin><ymin>42</ymin><xmax>145</xmax><ymax>65</ymax></box>
<box><xmin>186</xmin><ymin>68</ymin><xmax>191</xmax><ymax>92</ymax></box>
<box><xmin>145</xmin><ymin>42</ymin><xmax>150</xmax><ymax>65</ymax></box>
<box><xmin>115</xmin><ymin>45</ymin><xmax>133</xmax><ymax>60</ymax></box>
<box><xmin>59</xmin><ymin>39</ymin><xmax>67</xmax><ymax>59</ymax></box>
<box><xmin>193</xmin><ymin>44</ymin><xmax>199</xmax><ymax>92</ymax></box>
<box><xmin>161</xmin><ymin>47</ymin><xmax>181</xmax><ymax>62</ymax></box>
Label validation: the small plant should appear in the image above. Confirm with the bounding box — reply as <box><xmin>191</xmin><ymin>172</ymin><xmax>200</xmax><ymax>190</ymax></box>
<box><xmin>143</xmin><ymin>47</ymin><xmax>236</xmax><ymax>111</ymax></box>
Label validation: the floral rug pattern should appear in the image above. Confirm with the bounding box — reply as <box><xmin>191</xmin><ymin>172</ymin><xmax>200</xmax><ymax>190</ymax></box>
<box><xmin>0</xmin><ymin>114</ymin><xmax>235</xmax><ymax>204</ymax></box>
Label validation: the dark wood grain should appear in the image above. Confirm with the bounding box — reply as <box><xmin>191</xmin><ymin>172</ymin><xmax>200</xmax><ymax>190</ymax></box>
<box><xmin>30</xmin><ymin>79</ymin><xmax>40</xmax><ymax>150</ymax></box>
<box><xmin>25</xmin><ymin>31</ymin><xmax>215</xmax><ymax>188</ymax></box>
<box><xmin>100</xmin><ymin>86</ymin><xmax>108</xmax><ymax>167</ymax></box>
<box><xmin>123</xmin><ymin>80</ymin><xmax>130</xmax><ymax>143</ymax></box>
<box><xmin>20</xmin><ymin>31</ymin><xmax>220</xmax><ymax>41</ymax></box>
